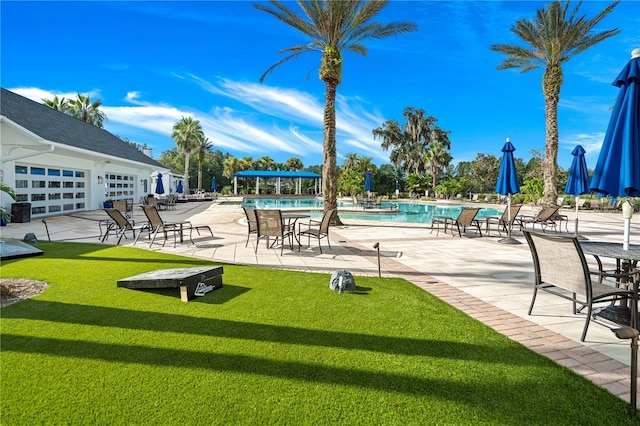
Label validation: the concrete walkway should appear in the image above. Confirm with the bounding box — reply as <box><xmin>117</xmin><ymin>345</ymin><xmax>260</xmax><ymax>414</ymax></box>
<box><xmin>1</xmin><ymin>199</ymin><xmax>639</xmax><ymax>404</ymax></box>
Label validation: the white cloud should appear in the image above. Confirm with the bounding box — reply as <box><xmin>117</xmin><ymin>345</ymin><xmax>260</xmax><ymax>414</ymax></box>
<box><xmin>10</xmin><ymin>79</ymin><xmax>388</xmax><ymax>166</ymax></box>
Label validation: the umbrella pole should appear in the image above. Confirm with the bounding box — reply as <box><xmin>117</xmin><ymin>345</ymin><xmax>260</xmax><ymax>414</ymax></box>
<box><xmin>499</xmin><ymin>195</ymin><xmax>520</xmax><ymax>244</ymax></box>
<box><xmin>572</xmin><ymin>196</ymin><xmax>588</xmax><ymax>240</ymax></box>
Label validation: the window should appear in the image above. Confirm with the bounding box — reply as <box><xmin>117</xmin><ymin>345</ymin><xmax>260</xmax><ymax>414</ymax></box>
<box><xmin>15</xmin><ymin>180</ymin><xmax>28</xmax><ymax>188</ymax></box>
<box><xmin>32</xmin><ymin>180</ymin><xmax>46</xmax><ymax>188</ymax></box>
<box><xmin>63</xmin><ymin>182</ymin><xmax>74</xmax><ymax>188</ymax></box>
<box><xmin>49</xmin><ymin>205</ymin><xmax>61</xmax><ymax>213</ymax></box>
<box><xmin>75</xmin><ymin>171</ymin><xmax>85</xmax><ymax>178</ymax></box>
<box><xmin>48</xmin><ymin>181</ymin><xmax>61</xmax><ymax>188</ymax></box>
<box><xmin>31</xmin><ymin>194</ymin><xmax>46</xmax><ymax>201</ymax></box>
<box><xmin>15</xmin><ymin>165</ymin><xmax>27</xmax><ymax>174</ymax></box>
<box><xmin>48</xmin><ymin>169</ymin><xmax>61</xmax><ymax>176</ymax></box>
<box><xmin>31</xmin><ymin>167</ymin><xmax>45</xmax><ymax>175</ymax></box>
<box><xmin>63</xmin><ymin>193</ymin><xmax>74</xmax><ymax>199</ymax></box>
<box><xmin>32</xmin><ymin>207</ymin><xmax>46</xmax><ymax>215</ymax></box>
<box><xmin>63</xmin><ymin>170</ymin><xmax>73</xmax><ymax>177</ymax></box>
<box><xmin>16</xmin><ymin>194</ymin><xmax>28</xmax><ymax>202</ymax></box>
<box><xmin>49</xmin><ymin>193</ymin><xmax>61</xmax><ymax>200</ymax></box>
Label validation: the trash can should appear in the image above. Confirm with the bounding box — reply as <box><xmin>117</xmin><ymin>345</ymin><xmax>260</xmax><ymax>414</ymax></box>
<box><xmin>11</xmin><ymin>202</ymin><xmax>31</xmax><ymax>223</ymax></box>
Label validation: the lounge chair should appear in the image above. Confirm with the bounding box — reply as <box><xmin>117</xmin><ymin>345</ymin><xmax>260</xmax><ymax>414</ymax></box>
<box><xmin>242</xmin><ymin>206</ymin><xmax>258</xmax><ymax>247</ymax></box>
<box><xmin>517</xmin><ymin>205</ymin><xmax>561</xmax><ymax>232</ymax></box>
<box><xmin>112</xmin><ymin>199</ymin><xmax>132</xmax><ymax>219</ymax></box>
<box><xmin>431</xmin><ymin>207</ymin><xmax>482</xmax><ymax>237</ymax></box>
<box><xmin>135</xmin><ymin>205</ymin><xmax>212</xmax><ymax>248</ymax></box>
<box><xmin>523</xmin><ymin>231</ymin><xmax>635</xmax><ymax>341</ymax></box>
<box><xmin>255</xmin><ymin>209</ymin><xmax>294</xmax><ymax>255</ymax></box>
<box><xmin>589</xmin><ymin>199</ymin><xmax>603</xmax><ymax>212</ymax></box>
<box><xmin>298</xmin><ymin>208</ymin><xmax>336</xmax><ymax>254</ymax></box>
<box><xmin>101</xmin><ymin>208</ymin><xmax>148</xmax><ymax>245</ymax></box>
<box><xmin>484</xmin><ymin>204</ymin><xmax>522</xmax><ymax>236</ymax></box>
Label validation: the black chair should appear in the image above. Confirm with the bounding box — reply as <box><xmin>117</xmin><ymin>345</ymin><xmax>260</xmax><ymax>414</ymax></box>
<box><xmin>524</xmin><ymin>230</ymin><xmax>635</xmax><ymax>341</ymax></box>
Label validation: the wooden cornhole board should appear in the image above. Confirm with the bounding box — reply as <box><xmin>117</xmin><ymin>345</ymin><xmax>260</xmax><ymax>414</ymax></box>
<box><xmin>117</xmin><ymin>266</ymin><xmax>223</xmax><ymax>302</ymax></box>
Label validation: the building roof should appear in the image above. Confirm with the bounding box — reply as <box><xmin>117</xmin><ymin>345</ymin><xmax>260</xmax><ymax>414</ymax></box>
<box><xmin>233</xmin><ymin>170</ymin><xmax>321</xmax><ymax>178</ymax></box>
<box><xmin>1</xmin><ymin>88</ymin><xmax>166</xmax><ymax>169</ymax></box>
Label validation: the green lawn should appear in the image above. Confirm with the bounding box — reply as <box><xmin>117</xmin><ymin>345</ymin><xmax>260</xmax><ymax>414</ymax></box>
<box><xmin>1</xmin><ymin>242</ymin><xmax>636</xmax><ymax>425</ymax></box>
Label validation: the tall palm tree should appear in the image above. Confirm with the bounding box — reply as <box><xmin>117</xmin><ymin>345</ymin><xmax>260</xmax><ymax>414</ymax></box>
<box><xmin>255</xmin><ymin>0</ymin><xmax>416</xmax><ymax>218</ymax></box>
<box><xmin>195</xmin><ymin>137</ymin><xmax>213</xmax><ymax>191</ymax></box>
<box><xmin>67</xmin><ymin>94</ymin><xmax>107</xmax><ymax>128</ymax></box>
<box><xmin>171</xmin><ymin>117</ymin><xmax>204</xmax><ymax>196</ymax></box>
<box><xmin>42</xmin><ymin>95</ymin><xmax>69</xmax><ymax>112</ymax></box>
<box><xmin>490</xmin><ymin>0</ymin><xmax>620</xmax><ymax>205</ymax></box>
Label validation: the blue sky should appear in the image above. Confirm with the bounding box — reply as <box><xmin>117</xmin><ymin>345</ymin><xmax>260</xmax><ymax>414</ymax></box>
<box><xmin>2</xmin><ymin>1</ymin><xmax>639</xmax><ymax>170</ymax></box>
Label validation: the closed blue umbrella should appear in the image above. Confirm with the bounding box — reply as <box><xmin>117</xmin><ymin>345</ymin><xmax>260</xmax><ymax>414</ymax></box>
<box><xmin>590</xmin><ymin>49</ymin><xmax>640</xmax><ymax>198</ymax></box>
<box><xmin>590</xmin><ymin>48</ymin><xmax>640</xmax><ymax>249</ymax></box>
<box><xmin>364</xmin><ymin>170</ymin><xmax>374</xmax><ymax>195</ymax></box>
<box><xmin>176</xmin><ymin>180</ymin><xmax>183</xmax><ymax>194</ymax></box>
<box><xmin>565</xmin><ymin>145</ymin><xmax>589</xmax><ymax>237</ymax></box>
<box><xmin>155</xmin><ymin>172</ymin><xmax>165</xmax><ymax>195</ymax></box>
<box><xmin>211</xmin><ymin>177</ymin><xmax>217</xmax><ymax>192</ymax></box>
<box><xmin>495</xmin><ymin>139</ymin><xmax>520</xmax><ymax>244</ymax></box>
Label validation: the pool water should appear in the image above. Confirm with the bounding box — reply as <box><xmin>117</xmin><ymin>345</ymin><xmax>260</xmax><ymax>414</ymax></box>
<box><xmin>242</xmin><ymin>198</ymin><xmax>502</xmax><ymax>224</ymax></box>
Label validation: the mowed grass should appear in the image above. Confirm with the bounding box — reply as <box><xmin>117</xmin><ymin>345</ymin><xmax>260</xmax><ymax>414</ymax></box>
<box><xmin>0</xmin><ymin>242</ymin><xmax>636</xmax><ymax>425</ymax></box>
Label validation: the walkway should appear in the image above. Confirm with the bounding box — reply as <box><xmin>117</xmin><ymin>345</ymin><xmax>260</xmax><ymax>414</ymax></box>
<box><xmin>1</xmin><ymin>199</ymin><xmax>638</xmax><ymax>404</ymax></box>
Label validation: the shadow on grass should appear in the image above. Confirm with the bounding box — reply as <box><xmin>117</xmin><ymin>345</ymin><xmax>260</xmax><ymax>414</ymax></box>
<box><xmin>15</xmin><ymin>241</ymin><xmax>221</xmax><ymax>266</ymax></box>
<box><xmin>137</xmin><ymin>284</ymin><xmax>250</xmax><ymax>304</ymax></box>
<box><xmin>0</xmin><ymin>332</ymin><xmax>555</xmax><ymax>400</ymax></box>
<box><xmin>5</xmin><ymin>299</ymin><xmax>535</xmax><ymax>366</ymax></box>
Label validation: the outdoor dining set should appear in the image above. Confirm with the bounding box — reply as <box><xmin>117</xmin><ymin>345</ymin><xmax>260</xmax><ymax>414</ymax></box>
<box><xmin>242</xmin><ymin>206</ymin><xmax>336</xmax><ymax>255</ymax></box>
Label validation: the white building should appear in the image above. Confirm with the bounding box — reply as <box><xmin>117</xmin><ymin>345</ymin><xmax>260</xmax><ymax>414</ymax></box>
<box><xmin>1</xmin><ymin>88</ymin><xmax>172</xmax><ymax>220</ymax></box>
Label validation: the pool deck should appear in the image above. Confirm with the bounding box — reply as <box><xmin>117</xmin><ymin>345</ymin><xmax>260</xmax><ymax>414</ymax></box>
<box><xmin>1</xmin><ymin>198</ymin><xmax>639</xmax><ymax>404</ymax></box>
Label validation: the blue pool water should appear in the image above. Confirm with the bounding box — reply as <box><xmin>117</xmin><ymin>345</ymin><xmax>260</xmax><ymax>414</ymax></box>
<box><xmin>242</xmin><ymin>198</ymin><xmax>502</xmax><ymax>224</ymax></box>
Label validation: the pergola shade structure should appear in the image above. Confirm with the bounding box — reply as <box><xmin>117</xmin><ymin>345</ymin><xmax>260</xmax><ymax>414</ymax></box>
<box><xmin>233</xmin><ymin>170</ymin><xmax>321</xmax><ymax>195</ymax></box>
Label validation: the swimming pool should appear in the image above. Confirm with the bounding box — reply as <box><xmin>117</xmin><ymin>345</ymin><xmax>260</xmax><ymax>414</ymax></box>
<box><xmin>242</xmin><ymin>198</ymin><xmax>502</xmax><ymax>224</ymax></box>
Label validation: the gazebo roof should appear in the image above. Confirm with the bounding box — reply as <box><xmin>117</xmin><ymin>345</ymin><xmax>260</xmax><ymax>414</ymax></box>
<box><xmin>233</xmin><ymin>170</ymin><xmax>321</xmax><ymax>178</ymax></box>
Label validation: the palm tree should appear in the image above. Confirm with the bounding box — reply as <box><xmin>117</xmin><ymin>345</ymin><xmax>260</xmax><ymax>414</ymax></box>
<box><xmin>342</xmin><ymin>153</ymin><xmax>361</xmax><ymax>171</ymax></box>
<box><xmin>195</xmin><ymin>138</ymin><xmax>213</xmax><ymax>191</ymax></box>
<box><xmin>284</xmin><ymin>157</ymin><xmax>304</xmax><ymax>171</ymax></box>
<box><xmin>223</xmin><ymin>156</ymin><xmax>242</xmax><ymax>194</ymax></box>
<box><xmin>374</xmin><ymin>107</ymin><xmax>442</xmax><ymax>176</ymax></box>
<box><xmin>67</xmin><ymin>94</ymin><xmax>107</xmax><ymax>128</ymax></box>
<box><xmin>171</xmin><ymin>117</ymin><xmax>204</xmax><ymax>196</ymax></box>
<box><xmin>424</xmin><ymin>139</ymin><xmax>452</xmax><ymax>193</ymax></box>
<box><xmin>42</xmin><ymin>95</ymin><xmax>69</xmax><ymax>112</ymax></box>
<box><xmin>255</xmin><ymin>0</ymin><xmax>416</xmax><ymax>218</ymax></box>
<box><xmin>490</xmin><ymin>0</ymin><xmax>620</xmax><ymax>205</ymax></box>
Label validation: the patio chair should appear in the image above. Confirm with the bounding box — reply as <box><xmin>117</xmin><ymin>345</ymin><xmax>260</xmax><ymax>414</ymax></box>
<box><xmin>431</xmin><ymin>207</ymin><xmax>482</xmax><ymax>237</ymax></box>
<box><xmin>112</xmin><ymin>199</ymin><xmax>132</xmax><ymax>220</ymax></box>
<box><xmin>298</xmin><ymin>208</ymin><xmax>336</xmax><ymax>254</ymax></box>
<box><xmin>523</xmin><ymin>231</ymin><xmax>635</xmax><ymax>341</ymax></box>
<box><xmin>135</xmin><ymin>205</ymin><xmax>184</xmax><ymax>247</ymax></box>
<box><xmin>517</xmin><ymin>205</ymin><xmax>561</xmax><ymax>232</ymax></box>
<box><xmin>242</xmin><ymin>206</ymin><xmax>258</xmax><ymax>247</ymax></box>
<box><xmin>484</xmin><ymin>204</ymin><xmax>522</xmax><ymax>236</ymax></box>
<box><xmin>255</xmin><ymin>209</ymin><xmax>294</xmax><ymax>255</ymax></box>
<box><xmin>101</xmin><ymin>208</ymin><xmax>148</xmax><ymax>245</ymax></box>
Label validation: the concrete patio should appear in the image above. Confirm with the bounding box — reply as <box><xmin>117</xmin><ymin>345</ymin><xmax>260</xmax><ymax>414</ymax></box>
<box><xmin>1</xmin><ymin>198</ymin><xmax>639</xmax><ymax>404</ymax></box>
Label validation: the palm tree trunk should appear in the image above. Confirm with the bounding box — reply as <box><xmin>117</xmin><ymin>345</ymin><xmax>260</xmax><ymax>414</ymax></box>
<box><xmin>322</xmin><ymin>80</ymin><xmax>343</xmax><ymax>225</ymax></box>
<box><xmin>198</xmin><ymin>159</ymin><xmax>203</xmax><ymax>192</ymax></box>
<box><xmin>184</xmin><ymin>155</ymin><xmax>191</xmax><ymax>195</ymax></box>
<box><xmin>542</xmin><ymin>65</ymin><xmax>562</xmax><ymax>206</ymax></box>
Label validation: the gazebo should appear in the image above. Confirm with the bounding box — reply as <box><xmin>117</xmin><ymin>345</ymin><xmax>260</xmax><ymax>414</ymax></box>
<box><xmin>233</xmin><ymin>170</ymin><xmax>321</xmax><ymax>195</ymax></box>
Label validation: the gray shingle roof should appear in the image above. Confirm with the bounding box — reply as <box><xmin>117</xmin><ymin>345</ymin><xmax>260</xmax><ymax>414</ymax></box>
<box><xmin>1</xmin><ymin>88</ymin><xmax>166</xmax><ymax>169</ymax></box>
